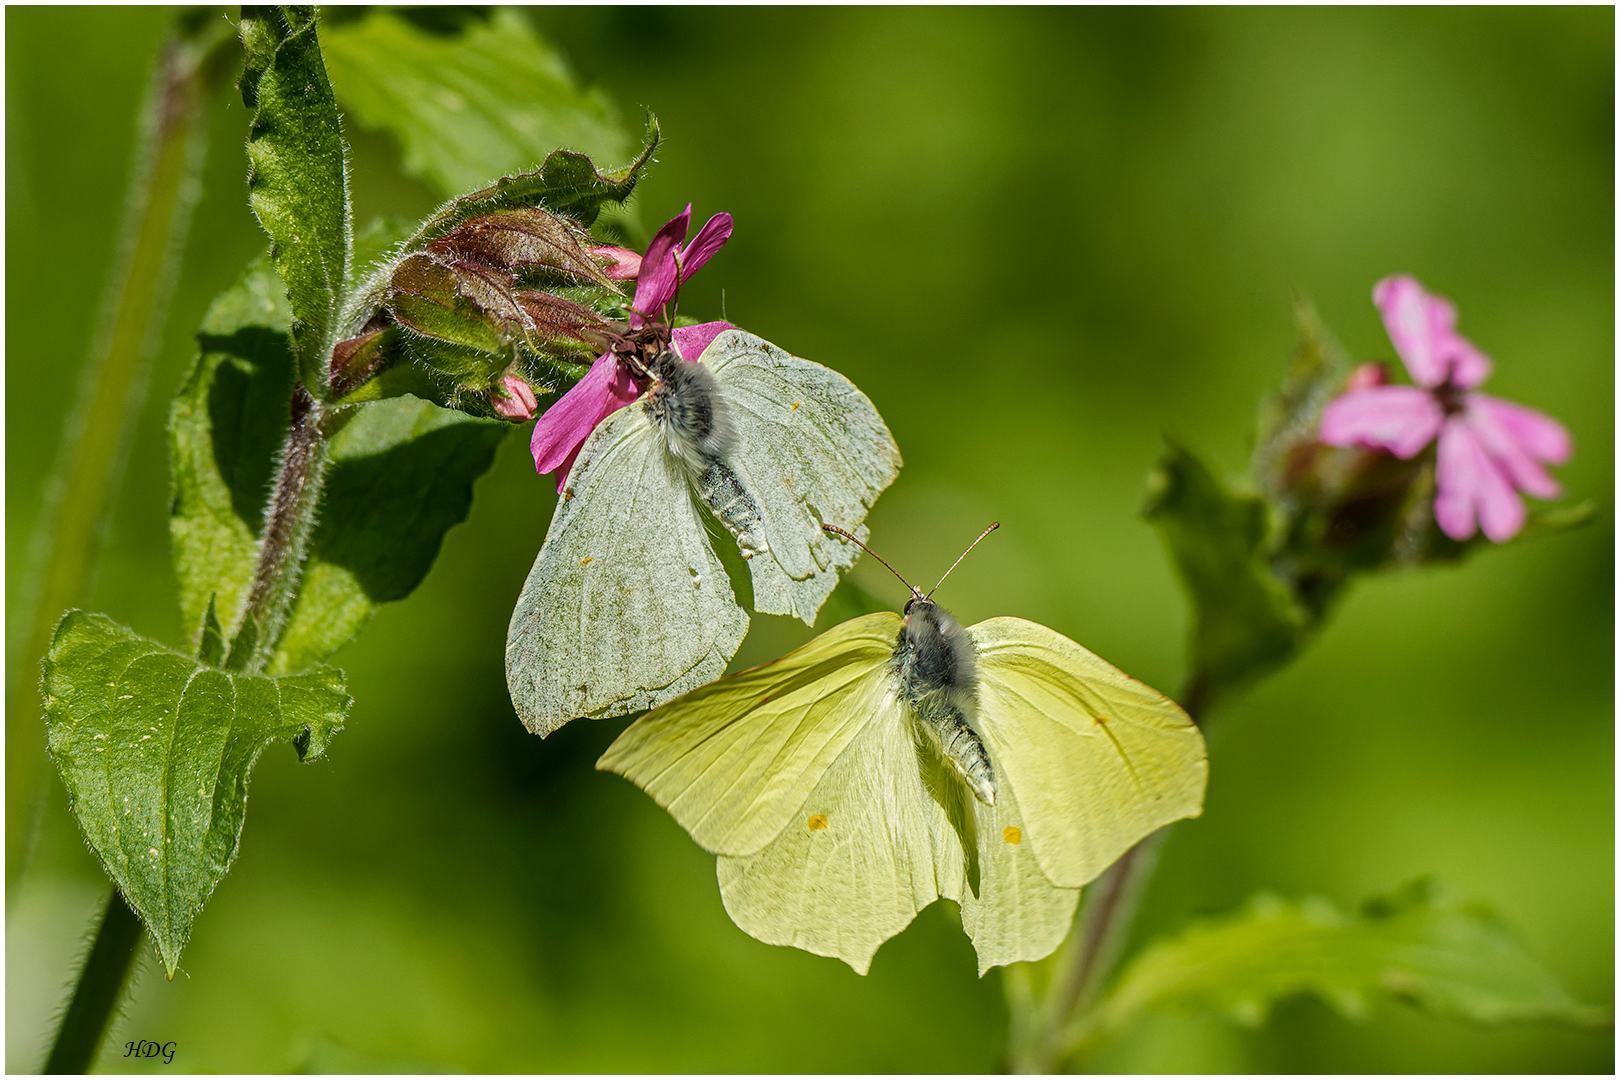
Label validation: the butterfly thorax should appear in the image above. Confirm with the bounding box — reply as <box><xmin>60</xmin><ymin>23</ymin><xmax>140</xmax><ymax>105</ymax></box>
<box><xmin>643</xmin><ymin>351</ymin><xmax>769</xmax><ymax>560</ymax></box>
<box><xmin>895</xmin><ymin>599</ymin><xmax>997</xmax><ymax>806</ymax></box>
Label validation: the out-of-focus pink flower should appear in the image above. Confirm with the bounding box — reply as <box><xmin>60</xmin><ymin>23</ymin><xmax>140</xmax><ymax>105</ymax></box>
<box><xmin>1320</xmin><ymin>275</ymin><xmax>1571</xmax><ymax>542</ymax></box>
<box><xmin>528</xmin><ymin>206</ymin><xmax>735</xmax><ymax>492</ymax></box>
<box><xmin>491</xmin><ymin>370</ymin><xmax>540</xmax><ymax>420</ymax></box>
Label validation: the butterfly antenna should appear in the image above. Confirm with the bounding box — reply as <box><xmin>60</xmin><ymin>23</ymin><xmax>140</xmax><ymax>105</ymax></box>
<box><xmin>927</xmin><ymin>522</ymin><xmax>1000</xmax><ymax>599</ymax></box>
<box><xmin>821</xmin><ymin>524</ymin><xmax>922</xmax><ymax>600</ymax></box>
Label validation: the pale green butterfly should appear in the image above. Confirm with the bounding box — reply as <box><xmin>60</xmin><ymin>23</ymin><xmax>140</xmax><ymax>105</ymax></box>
<box><xmin>599</xmin><ymin>524</ymin><xmax>1208</xmax><ymax>975</ymax></box>
<box><xmin>506</xmin><ymin>329</ymin><xmax>901</xmax><ymax>737</ymax></box>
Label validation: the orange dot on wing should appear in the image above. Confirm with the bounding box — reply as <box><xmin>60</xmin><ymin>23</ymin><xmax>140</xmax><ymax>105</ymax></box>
<box><xmin>1093</xmin><ymin>715</ymin><xmax>1108</xmax><ymax>725</ymax></box>
<box><xmin>807</xmin><ymin>814</ymin><xmax>828</xmax><ymax>831</ymax></box>
<box><xmin>1003</xmin><ymin>826</ymin><xmax>1022</xmax><ymax>845</ymax></box>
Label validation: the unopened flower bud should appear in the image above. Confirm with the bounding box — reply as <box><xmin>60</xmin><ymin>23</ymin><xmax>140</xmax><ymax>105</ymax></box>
<box><xmin>589</xmin><ymin>245</ymin><xmax>642</xmax><ymax>281</ymax></box>
<box><xmin>1344</xmin><ymin>362</ymin><xmax>1388</xmax><ymax>392</ymax></box>
<box><xmin>491</xmin><ymin>368</ymin><xmax>540</xmax><ymax>421</ymax></box>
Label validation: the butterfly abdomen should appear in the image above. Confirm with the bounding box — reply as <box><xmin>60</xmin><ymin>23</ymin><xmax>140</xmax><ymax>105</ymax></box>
<box><xmin>646</xmin><ymin>352</ymin><xmax>768</xmax><ymax>558</ymax></box>
<box><xmin>696</xmin><ymin>461</ymin><xmax>768</xmax><ymax>558</ymax></box>
<box><xmin>896</xmin><ymin>600</ymin><xmax>997</xmax><ymax>805</ymax></box>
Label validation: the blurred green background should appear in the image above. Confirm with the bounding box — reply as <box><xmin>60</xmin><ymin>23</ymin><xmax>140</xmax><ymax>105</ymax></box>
<box><xmin>7</xmin><ymin>6</ymin><xmax>1612</xmax><ymax>1072</ymax></box>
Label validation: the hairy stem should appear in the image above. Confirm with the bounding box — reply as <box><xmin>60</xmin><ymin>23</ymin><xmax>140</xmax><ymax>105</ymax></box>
<box><xmin>233</xmin><ymin>384</ymin><xmax>332</xmax><ymax>673</ymax></box>
<box><xmin>1007</xmin><ymin>669</ymin><xmax>1214</xmax><ymax>1073</ymax></box>
<box><xmin>42</xmin><ymin>890</ymin><xmax>145</xmax><ymax>1074</ymax></box>
<box><xmin>6</xmin><ymin>16</ymin><xmax>234</xmax><ymax>892</ymax></box>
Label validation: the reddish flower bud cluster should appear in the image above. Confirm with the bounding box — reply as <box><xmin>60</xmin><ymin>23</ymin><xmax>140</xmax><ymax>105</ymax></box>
<box><xmin>328</xmin><ymin>205</ymin><xmax>638</xmax><ymax>418</ymax></box>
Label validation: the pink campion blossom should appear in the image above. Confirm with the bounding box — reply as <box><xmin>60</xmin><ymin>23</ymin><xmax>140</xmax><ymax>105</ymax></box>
<box><xmin>1319</xmin><ymin>275</ymin><xmax>1571</xmax><ymax>543</ymax></box>
<box><xmin>529</xmin><ymin>206</ymin><xmax>735</xmax><ymax>491</ymax></box>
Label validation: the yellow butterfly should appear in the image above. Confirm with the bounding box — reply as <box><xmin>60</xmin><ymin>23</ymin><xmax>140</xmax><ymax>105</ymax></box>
<box><xmin>598</xmin><ymin>524</ymin><xmax>1207</xmax><ymax>975</ymax></box>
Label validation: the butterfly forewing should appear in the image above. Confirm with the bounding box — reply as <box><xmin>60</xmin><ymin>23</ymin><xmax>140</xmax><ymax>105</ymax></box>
<box><xmin>596</xmin><ymin>612</ymin><xmax>903</xmax><ymax>856</ymax></box>
<box><xmin>702</xmin><ymin>331</ymin><xmax>903</xmax><ymax>625</ymax></box>
<box><xmin>506</xmin><ymin>406</ymin><xmax>747</xmax><ymax>736</ymax></box>
<box><xmin>968</xmin><ymin>616</ymin><xmax>1208</xmax><ymax>889</ymax></box>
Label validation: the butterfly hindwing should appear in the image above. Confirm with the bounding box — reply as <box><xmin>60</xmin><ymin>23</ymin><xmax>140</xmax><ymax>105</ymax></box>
<box><xmin>949</xmin><ymin>771</ymin><xmax>1083</xmax><ymax>976</ymax></box>
<box><xmin>596</xmin><ymin>612</ymin><xmax>902</xmax><ymax>856</ymax></box>
<box><xmin>701</xmin><ymin>331</ymin><xmax>903</xmax><ymax>624</ymax></box>
<box><xmin>506</xmin><ymin>405</ymin><xmax>748</xmax><ymax>736</ymax></box>
<box><xmin>970</xmin><ymin>616</ymin><xmax>1208</xmax><ymax>889</ymax></box>
<box><xmin>714</xmin><ymin>694</ymin><xmax>941</xmax><ymax>975</ymax></box>
<box><xmin>714</xmin><ymin>678</ymin><xmax>1079</xmax><ymax>975</ymax></box>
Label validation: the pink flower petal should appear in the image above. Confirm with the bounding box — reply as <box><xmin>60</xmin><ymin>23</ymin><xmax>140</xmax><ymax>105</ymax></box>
<box><xmin>671</xmin><ymin>321</ymin><xmax>735</xmax><ymax>364</ymax></box>
<box><xmin>1444</xmin><ymin>335</ymin><xmax>1493</xmax><ymax>389</ymax></box>
<box><xmin>1464</xmin><ymin>396</ymin><xmax>1561</xmax><ymax>500</ymax></box>
<box><xmin>679</xmin><ymin>214</ymin><xmax>733</xmax><ymax>280</ymax></box>
<box><xmin>1470</xmin><ymin>393</ymin><xmax>1572</xmax><ymax>464</ymax></box>
<box><xmin>530</xmin><ymin>352</ymin><xmax>638</xmax><ymax>492</ymax></box>
<box><xmin>1374</xmin><ymin>275</ymin><xmax>1457</xmax><ymax>389</ymax></box>
<box><xmin>631</xmin><ymin>205</ymin><xmax>692</xmax><ymax>326</ymax></box>
<box><xmin>1319</xmin><ymin>385</ymin><xmax>1445</xmax><ymax>459</ymax></box>
<box><xmin>1435</xmin><ymin>417</ymin><xmax>1525</xmax><ymax>543</ymax></box>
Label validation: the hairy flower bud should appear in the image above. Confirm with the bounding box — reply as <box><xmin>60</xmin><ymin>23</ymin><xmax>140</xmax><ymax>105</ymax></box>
<box><xmin>588</xmin><ymin>245</ymin><xmax>642</xmax><ymax>281</ymax></box>
<box><xmin>490</xmin><ymin>367</ymin><xmax>540</xmax><ymax>421</ymax></box>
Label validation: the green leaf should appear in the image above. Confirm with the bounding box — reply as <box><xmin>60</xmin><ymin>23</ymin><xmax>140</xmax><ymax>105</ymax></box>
<box><xmin>272</xmin><ymin>391</ymin><xmax>506</xmax><ymax>675</ymax></box>
<box><xmin>1252</xmin><ymin>294</ymin><xmax>1354</xmax><ymax>502</ymax></box>
<box><xmin>322</xmin><ymin>8</ymin><xmax>630</xmax><ymax>199</ymax></box>
<box><xmin>170</xmin><ymin>258</ymin><xmax>509</xmax><ymax>674</ymax></box>
<box><xmin>1071</xmin><ymin>880</ymin><xmax>1609</xmax><ymax>1058</ymax></box>
<box><xmin>239</xmin><ymin>6</ymin><xmax>353</xmax><ymax>395</ymax></box>
<box><xmin>1141</xmin><ymin>439</ymin><xmax>1305</xmax><ymax>703</ymax></box>
<box><xmin>43</xmin><ymin>610</ymin><xmax>351</xmax><ymax>975</ymax></box>
<box><xmin>169</xmin><ymin>258</ymin><xmax>296</xmax><ymax>654</ymax></box>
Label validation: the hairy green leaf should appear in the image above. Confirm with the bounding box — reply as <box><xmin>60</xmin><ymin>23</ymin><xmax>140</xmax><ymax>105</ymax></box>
<box><xmin>170</xmin><ymin>259</ymin><xmax>508</xmax><ymax>674</ymax></box>
<box><xmin>1070</xmin><ymin>880</ymin><xmax>1609</xmax><ymax>1058</ymax></box>
<box><xmin>43</xmin><ymin>610</ymin><xmax>350</xmax><ymax>975</ymax></box>
<box><xmin>239</xmin><ymin>5</ymin><xmax>353</xmax><ymax>395</ymax></box>
<box><xmin>1142</xmin><ymin>439</ymin><xmax>1304</xmax><ymax>703</ymax></box>
<box><xmin>323</xmin><ymin>8</ymin><xmax>630</xmax><ymax>199</ymax></box>
<box><xmin>1252</xmin><ymin>295</ymin><xmax>1354</xmax><ymax>502</ymax></box>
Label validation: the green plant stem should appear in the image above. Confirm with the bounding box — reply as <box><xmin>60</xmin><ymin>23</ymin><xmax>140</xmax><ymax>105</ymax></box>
<box><xmin>42</xmin><ymin>890</ymin><xmax>145</xmax><ymax>1074</ymax></box>
<box><xmin>6</xmin><ymin>15</ymin><xmax>233</xmax><ymax>893</ymax></box>
<box><xmin>239</xmin><ymin>385</ymin><xmax>334</xmax><ymax>673</ymax></box>
<box><xmin>1007</xmin><ymin>670</ymin><xmax>1215</xmax><ymax>1073</ymax></box>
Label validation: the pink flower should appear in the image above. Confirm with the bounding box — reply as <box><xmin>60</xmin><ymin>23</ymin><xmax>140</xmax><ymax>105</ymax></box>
<box><xmin>1319</xmin><ymin>275</ymin><xmax>1571</xmax><ymax>542</ymax></box>
<box><xmin>529</xmin><ymin>206</ymin><xmax>735</xmax><ymax>491</ymax></box>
